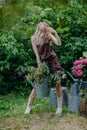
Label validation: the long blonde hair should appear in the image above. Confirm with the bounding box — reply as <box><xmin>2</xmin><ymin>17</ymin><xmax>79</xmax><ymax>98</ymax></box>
<box><xmin>32</xmin><ymin>22</ymin><xmax>50</xmax><ymax>45</ymax></box>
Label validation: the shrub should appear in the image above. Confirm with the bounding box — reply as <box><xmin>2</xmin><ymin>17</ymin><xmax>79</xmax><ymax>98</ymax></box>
<box><xmin>0</xmin><ymin>0</ymin><xmax>87</xmax><ymax>94</ymax></box>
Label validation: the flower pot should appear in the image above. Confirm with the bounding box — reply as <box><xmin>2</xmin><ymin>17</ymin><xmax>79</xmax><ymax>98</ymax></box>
<box><xmin>78</xmin><ymin>101</ymin><xmax>87</xmax><ymax>117</ymax></box>
<box><xmin>33</xmin><ymin>79</ymin><xmax>50</xmax><ymax>98</ymax></box>
<box><xmin>49</xmin><ymin>87</ymin><xmax>68</xmax><ymax>107</ymax></box>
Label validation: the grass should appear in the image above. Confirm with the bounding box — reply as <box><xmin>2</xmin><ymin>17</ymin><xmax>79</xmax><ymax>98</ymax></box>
<box><xmin>0</xmin><ymin>92</ymin><xmax>87</xmax><ymax>130</ymax></box>
<box><xmin>0</xmin><ymin>93</ymin><xmax>54</xmax><ymax>118</ymax></box>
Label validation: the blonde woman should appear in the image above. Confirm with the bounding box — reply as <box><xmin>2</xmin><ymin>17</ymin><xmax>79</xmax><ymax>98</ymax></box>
<box><xmin>25</xmin><ymin>22</ymin><xmax>63</xmax><ymax>115</ymax></box>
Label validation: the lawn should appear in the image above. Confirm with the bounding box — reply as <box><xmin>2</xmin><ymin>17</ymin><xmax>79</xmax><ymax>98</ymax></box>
<box><xmin>0</xmin><ymin>93</ymin><xmax>87</xmax><ymax>130</ymax></box>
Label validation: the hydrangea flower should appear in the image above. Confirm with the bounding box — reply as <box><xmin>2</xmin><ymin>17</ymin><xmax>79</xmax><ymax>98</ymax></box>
<box><xmin>72</xmin><ymin>58</ymin><xmax>87</xmax><ymax>81</ymax></box>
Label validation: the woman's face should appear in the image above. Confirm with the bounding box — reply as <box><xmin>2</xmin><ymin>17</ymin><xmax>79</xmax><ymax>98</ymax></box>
<box><xmin>45</xmin><ymin>26</ymin><xmax>50</xmax><ymax>33</ymax></box>
<box><xmin>38</xmin><ymin>22</ymin><xmax>49</xmax><ymax>33</ymax></box>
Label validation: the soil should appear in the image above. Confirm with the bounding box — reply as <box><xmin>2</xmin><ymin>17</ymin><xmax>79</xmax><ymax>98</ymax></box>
<box><xmin>0</xmin><ymin>112</ymin><xmax>87</xmax><ymax>130</ymax></box>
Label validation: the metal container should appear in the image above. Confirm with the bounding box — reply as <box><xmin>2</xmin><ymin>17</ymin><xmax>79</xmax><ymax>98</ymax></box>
<box><xmin>30</xmin><ymin>79</ymin><xmax>50</xmax><ymax>98</ymax></box>
<box><xmin>50</xmin><ymin>87</ymin><xmax>68</xmax><ymax>107</ymax></box>
<box><xmin>68</xmin><ymin>95</ymin><xmax>81</xmax><ymax>112</ymax></box>
<box><xmin>36</xmin><ymin>80</ymin><xmax>50</xmax><ymax>98</ymax></box>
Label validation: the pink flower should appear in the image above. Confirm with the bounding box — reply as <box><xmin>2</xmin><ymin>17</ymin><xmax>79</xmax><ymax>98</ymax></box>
<box><xmin>72</xmin><ymin>70</ymin><xmax>78</xmax><ymax>77</ymax></box>
<box><xmin>75</xmin><ymin>64</ymin><xmax>82</xmax><ymax>70</ymax></box>
<box><xmin>72</xmin><ymin>58</ymin><xmax>87</xmax><ymax>80</ymax></box>
<box><xmin>82</xmin><ymin>59</ymin><xmax>87</xmax><ymax>65</ymax></box>
<box><xmin>76</xmin><ymin>70</ymin><xmax>83</xmax><ymax>77</ymax></box>
<box><xmin>73</xmin><ymin>60</ymin><xmax>81</xmax><ymax>66</ymax></box>
<box><xmin>73</xmin><ymin>59</ymin><xmax>87</xmax><ymax>66</ymax></box>
<box><xmin>72</xmin><ymin>69</ymin><xmax>83</xmax><ymax>77</ymax></box>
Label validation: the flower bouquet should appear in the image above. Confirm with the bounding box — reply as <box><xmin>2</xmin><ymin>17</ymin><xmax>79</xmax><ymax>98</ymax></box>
<box><xmin>26</xmin><ymin>62</ymin><xmax>50</xmax><ymax>83</ymax></box>
<box><xmin>34</xmin><ymin>62</ymin><xmax>50</xmax><ymax>82</ymax></box>
<box><xmin>72</xmin><ymin>58</ymin><xmax>87</xmax><ymax>116</ymax></box>
<box><xmin>26</xmin><ymin>62</ymin><xmax>50</xmax><ymax>98</ymax></box>
<box><xmin>72</xmin><ymin>58</ymin><xmax>87</xmax><ymax>81</ymax></box>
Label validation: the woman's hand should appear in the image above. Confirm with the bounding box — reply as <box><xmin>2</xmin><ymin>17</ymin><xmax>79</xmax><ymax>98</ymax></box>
<box><xmin>47</xmin><ymin>27</ymin><xmax>56</xmax><ymax>34</ymax></box>
<box><xmin>47</xmin><ymin>27</ymin><xmax>62</xmax><ymax>46</ymax></box>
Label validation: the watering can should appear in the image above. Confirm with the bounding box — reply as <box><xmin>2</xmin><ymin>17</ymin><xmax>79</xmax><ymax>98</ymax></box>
<box><xmin>65</xmin><ymin>70</ymin><xmax>83</xmax><ymax>112</ymax></box>
<box><xmin>30</xmin><ymin>79</ymin><xmax>50</xmax><ymax>98</ymax></box>
<box><xmin>66</xmin><ymin>70</ymin><xmax>87</xmax><ymax>95</ymax></box>
<box><xmin>50</xmin><ymin>87</ymin><xmax>68</xmax><ymax>107</ymax></box>
<box><xmin>65</xmin><ymin>70</ymin><xmax>80</xmax><ymax>96</ymax></box>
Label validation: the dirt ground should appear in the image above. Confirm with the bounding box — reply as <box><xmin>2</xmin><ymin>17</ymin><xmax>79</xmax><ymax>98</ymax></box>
<box><xmin>0</xmin><ymin>112</ymin><xmax>87</xmax><ymax>130</ymax></box>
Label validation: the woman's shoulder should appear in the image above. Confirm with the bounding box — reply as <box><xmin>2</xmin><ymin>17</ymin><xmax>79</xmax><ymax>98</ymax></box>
<box><xmin>31</xmin><ymin>35</ymin><xmax>38</xmax><ymax>42</ymax></box>
<box><xmin>31</xmin><ymin>35</ymin><xmax>35</xmax><ymax>42</ymax></box>
<box><xmin>31</xmin><ymin>35</ymin><xmax>40</xmax><ymax>46</ymax></box>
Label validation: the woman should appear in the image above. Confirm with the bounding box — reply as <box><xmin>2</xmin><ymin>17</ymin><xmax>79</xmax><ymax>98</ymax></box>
<box><xmin>25</xmin><ymin>22</ymin><xmax>63</xmax><ymax>115</ymax></box>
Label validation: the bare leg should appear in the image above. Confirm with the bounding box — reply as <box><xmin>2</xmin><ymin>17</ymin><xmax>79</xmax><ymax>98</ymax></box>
<box><xmin>56</xmin><ymin>82</ymin><xmax>63</xmax><ymax>114</ymax></box>
<box><xmin>25</xmin><ymin>89</ymin><xmax>36</xmax><ymax>114</ymax></box>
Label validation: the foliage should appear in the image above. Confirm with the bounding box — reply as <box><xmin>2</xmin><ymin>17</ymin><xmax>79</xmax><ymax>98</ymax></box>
<box><xmin>0</xmin><ymin>24</ymin><xmax>35</xmax><ymax>94</ymax></box>
<box><xmin>49</xmin><ymin>70</ymin><xmax>66</xmax><ymax>87</ymax></box>
<box><xmin>80</xmin><ymin>89</ymin><xmax>87</xmax><ymax>102</ymax></box>
<box><xmin>26</xmin><ymin>62</ymin><xmax>66</xmax><ymax>88</ymax></box>
<box><xmin>26</xmin><ymin>66</ymin><xmax>36</xmax><ymax>83</ymax></box>
<box><xmin>34</xmin><ymin>63</ymin><xmax>50</xmax><ymax>81</ymax></box>
<box><xmin>26</xmin><ymin>62</ymin><xmax>50</xmax><ymax>83</ymax></box>
<box><xmin>0</xmin><ymin>0</ymin><xmax>87</xmax><ymax>94</ymax></box>
<box><xmin>55</xmin><ymin>1</ymin><xmax>87</xmax><ymax>69</ymax></box>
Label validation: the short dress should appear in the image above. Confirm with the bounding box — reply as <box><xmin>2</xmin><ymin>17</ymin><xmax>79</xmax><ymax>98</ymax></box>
<box><xmin>37</xmin><ymin>40</ymin><xmax>61</xmax><ymax>74</ymax></box>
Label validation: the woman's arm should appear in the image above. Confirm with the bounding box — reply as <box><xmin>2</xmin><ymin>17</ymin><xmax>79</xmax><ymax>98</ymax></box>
<box><xmin>47</xmin><ymin>27</ymin><xmax>62</xmax><ymax>46</ymax></box>
<box><xmin>31</xmin><ymin>37</ymin><xmax>41</xmax><ymax>67</ymax></box>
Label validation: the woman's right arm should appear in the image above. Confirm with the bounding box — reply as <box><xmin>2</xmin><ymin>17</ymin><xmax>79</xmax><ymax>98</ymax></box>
<box><xmin>31</xmin><ymin>37</ymin><xmax>41</xmax><ymax>67</ymax></box>
<box><xmin>47</xmin><ymin>27</ymin><xmax>62</xmax><ymax>46</ymax></box>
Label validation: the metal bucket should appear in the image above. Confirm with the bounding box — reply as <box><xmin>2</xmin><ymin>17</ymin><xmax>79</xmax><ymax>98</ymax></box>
<box><xmin>49</xmin><ymin>88</ymin><xmax>57</xmax><ymax>107</ymax></box>
<box><xmin>50</xmin><ymin>87</ymin><xmax>68</xmax><ymax>107</ymax></box>
<box><xmin>31</xmin><ymin>79</ymin><xmax>50</xmax><ymax>98</ymax></box>
<box><xmin>68</xmin><ymin>95</ymin><xmax>81</xmax><ymax>112</ymax></box>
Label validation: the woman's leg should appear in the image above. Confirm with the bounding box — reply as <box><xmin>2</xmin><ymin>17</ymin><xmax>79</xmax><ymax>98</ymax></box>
<box><xmin>56</xmin><ymin>82</ymin><xmax>63</xmax><ymax>114</ymax></box>
<box><xmin>25</xmin><ymin>89</ymin><xmax>36</xmax><ymax>114</ymax></box>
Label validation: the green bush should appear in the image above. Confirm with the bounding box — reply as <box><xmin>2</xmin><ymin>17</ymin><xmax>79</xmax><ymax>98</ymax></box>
<box><xmin>54</xmin><ymin>1</ymin><xmax>87</xmax><ymax>69</ymax></box>
<box><xmin>0</xmin><ymin>25</ymin><xmax>35</xmax><ymax>94</ymax></box>
<box><xmin>0</xmin><ymin>0</ymin><xmax>87</xmax><ymax>94</ymax></box>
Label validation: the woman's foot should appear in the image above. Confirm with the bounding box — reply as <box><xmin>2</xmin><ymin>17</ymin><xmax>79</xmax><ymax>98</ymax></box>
<box><xmin>25</xmin><ymin>106</ymin><xmax>32</xmax><ymax>114</ymax></box>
